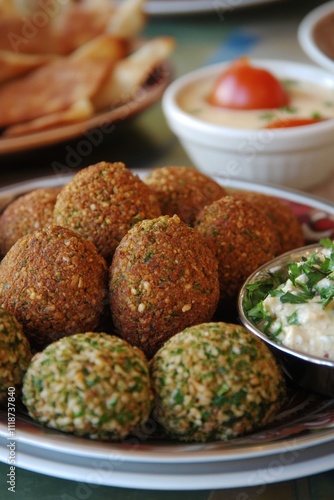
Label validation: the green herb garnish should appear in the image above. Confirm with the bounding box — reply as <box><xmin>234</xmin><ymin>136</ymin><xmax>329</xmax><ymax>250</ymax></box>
<box><xmin>279</xmin><ymin>105</ymin><xmax>298</xmax><ymax>114</ymax></box>
<box><xmin>281</xmin><ymin>79</ymin><xmax>298</xmax><ymax>88</ymax></box>
<box><xmin>243</xmin><ymin>238</ymin><xmax>334</xmax><ymax>335</ymax></box>
<box><xmin>311</xmin><ymin>111</ymin><xmax>322</xmax><ymax>119</ymax></box>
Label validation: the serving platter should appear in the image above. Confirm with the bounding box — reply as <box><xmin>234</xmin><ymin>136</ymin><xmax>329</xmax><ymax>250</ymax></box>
<box><xmin>0</xmin><ymin>61</ymin><xmax>171</xmax><ymax>156</ymax></box>
<box><xmin>1</xmin><ymin>172</ymin><xmax>334</xmax><ymax>489</ymax></box>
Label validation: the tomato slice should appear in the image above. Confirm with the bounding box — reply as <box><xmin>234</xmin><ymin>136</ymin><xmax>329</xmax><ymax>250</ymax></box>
<box><xmin>208</xmin><ymin>58</ymin><xmax>290</xmax><ymax>110</ymax></box>
<box><xmin>265</xmin><ymin>117</ymin><xmax>326</xmax><ymax>128</ymax></box>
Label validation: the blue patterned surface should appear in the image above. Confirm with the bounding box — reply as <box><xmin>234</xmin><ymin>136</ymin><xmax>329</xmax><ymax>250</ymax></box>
<box><xmin>207</xmin><ymin>30</ymin><xmax>260</xmax><ymax>64</ymax></box>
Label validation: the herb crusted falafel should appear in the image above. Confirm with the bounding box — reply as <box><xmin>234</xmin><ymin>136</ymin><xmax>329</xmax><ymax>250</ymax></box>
<box><xmin>22</xmin><ymin>332</ymin><xmax>153</xmax><ymax>440</ymax></box>
<box><xmin>150</xmin><ymin>322</ymin><xmax>286</xmax><ymax>442</ymax></box>
<box><xmin>0</xmin><ymin>307</ymin><xmax>32</xmax><ymax>403</ymax></box>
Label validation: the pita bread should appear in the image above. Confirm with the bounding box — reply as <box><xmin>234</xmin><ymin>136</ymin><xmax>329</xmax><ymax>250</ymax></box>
<box><xmin>0</xmin><ymin>49</ymin><xmax>56</xmax><ymax>84</ymax></box>
<box><xmin>0</xmin><ymin>17</ymin><xmax>55</xmax><ymax>54</ymax></box>
<box><xmin>51</xmin><ymin>2</ymin><xmax>117</xmax><ymax>55</ymax></box>
<box><xmin>0</xmin><ymin>0</ymin><xmax>20</xmax><ymax>16</ymax></box>
<box><xmin>70</xmin><ymin>34</ymin><xmax>128</xmax><ymax>63</ymax></box>
<box><xmin>93</xmin><ymin>37</ymin><xmax>175</xmax><ymax>111</ymax></box>
<box><xmin>3</xmin><ymin>99</ymin><xmax>94</xmax><ymax>137</ymax></box>
<box><xmin>0</xmin><ymin>1</ymin><xmax>176</xmax><ymax>137</ymax></box>
<box><xmin>0</xmin><ymin>57</ymin><xmax>110</xmax><ymax>127</ymax></box>
<box><xmin>2</xmin><ymin>33</ymin><xmax>129</xmax><ymax>135</ymax></box>
<box><xmin>0</xmin><ymin>1</ymin><xmax>117</xmax><ymax>55</ymax></box>
<box><xmin>107</xmin><ymin>0</ymin><xmax>147</xmax><ymax>38</ymax></box>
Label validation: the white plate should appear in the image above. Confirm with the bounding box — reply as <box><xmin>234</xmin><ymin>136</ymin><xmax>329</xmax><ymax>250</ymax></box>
<box><xmin>298</xmin><ymin>1</ymin><xmax>334</xmax><ymax>73</ymax></box>
<box><xmin>1</xmin><ymin>173</ymin><xmax>334</xmax><ymax>489</ymax></box>
<box><xmin>145</xmin><ymin>0</ymin><xmax>283</xmax><ymax>15</ymax></box>
<box><xmin>1</xmin><ymin>436</ymin><xmax>334</xmax><ymax>490</ymax></box>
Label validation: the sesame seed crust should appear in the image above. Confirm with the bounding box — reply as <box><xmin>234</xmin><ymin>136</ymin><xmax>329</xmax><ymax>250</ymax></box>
<box><xmin>109</xmin><ymin>215</ymin><xmax>220</xmax><ymax>358</ymax></box>
<box><xmin>22</xmin><ymin>332</ymin><xmax>153</xmax><ymax>440</ymax></box>
<box><xmin>150</xmin><ymin>322</ymin><xmax>286</xmax><ymax>442</ymax></box>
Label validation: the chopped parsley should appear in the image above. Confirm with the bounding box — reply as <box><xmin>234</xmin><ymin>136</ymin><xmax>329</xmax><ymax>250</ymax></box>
<box><xmin>243</xmin><ymin>238</ymin><xmax>334</xmax><ymax>332</ymax></box>
<box><xmin>279</xmin><ymin>105</ymin><xmax>298</xmax><ymax>114</ymax></box>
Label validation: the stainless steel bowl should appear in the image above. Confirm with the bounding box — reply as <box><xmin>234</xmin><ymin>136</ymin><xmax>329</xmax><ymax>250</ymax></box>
<box><xmin>238</xmin><ymin>243</ymin><xmax>334</xmax><ymax>398</ymax></box>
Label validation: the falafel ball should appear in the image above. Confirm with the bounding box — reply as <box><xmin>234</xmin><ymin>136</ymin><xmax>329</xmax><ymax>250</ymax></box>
<box><xmin>0</xmin><ymin>225</ymin><xmax>108</xmax><ymax>347</ymax></box>
<box><xmin>150</xmin><ymin>322</ymin><xmax>286</xmax><ymax>442</ymax></box>
<box><xmin>53</xmin><ymin>161</ymin><xmax>161</xmax><ymax>261</ymax></box>
<box><xmin>144</xmin><ymin>166</ymin><xmax>226</xmax><ymax>226</ymax></box>
<box><xmin>236</xmin><ymin>191</ymin><xmax>305</xmax><ymax>254</ymax></box>
<box><xmin>0</xmin><ymin>307</ymin><xmax>32</xmax><ymax>404</ymax></box>
<box><xmin>0</xmin><ymin>187</ymin><xmax>60</xmax><ymax>256</ymax></box>
<box><xmin>109</xmin><ymin>215</ymin><xmax>220</xmax><ymax>359</ymax></box>
<box><xmin>22</xmin><ymin>332</ymin><xmax>153</xmax><ymax>440</ymax></box>
<box><xmin>194</xmin><ymin>195</ymin><xmax>280</xmax><ymax>302</ymax></box>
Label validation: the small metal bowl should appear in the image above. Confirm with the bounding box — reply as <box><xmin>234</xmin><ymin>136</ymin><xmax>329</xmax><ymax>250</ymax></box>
<box><xmin>238</xmin><ymin>243</ymin><xmax>334</xmax><ymax>398</ymax></box>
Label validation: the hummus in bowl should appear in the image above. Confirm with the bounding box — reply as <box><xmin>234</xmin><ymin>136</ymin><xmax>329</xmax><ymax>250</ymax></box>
<box><xmin>162</xmin><ymin>58</ymin><xmax>334</xmax><ymax>189</ymax></box>
<box><xmin>238</xmin><ymin>239</ymin><xmax>334</xmax><ymax>397</ymax></box>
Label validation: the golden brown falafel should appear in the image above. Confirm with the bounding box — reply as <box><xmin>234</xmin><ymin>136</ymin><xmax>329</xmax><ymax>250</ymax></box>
<box><xmin>109</xmin><ymin>214</ymin><xmax>220</xmax><ymax>358</ymax></box>
<box><xmin>0</xmin><ymin>224</ymin><xmax>108</xmax><ymax>347</ymax></box>
<box><xmin>144</xmin><ymin>166</ymin><xmax>226</xmax><ymax>225</ymax></box>
<box><xmin>0</xmin><ymin>187</ymin><xmax>60</xmax><ymax>256</ymax></box>
<box><xmin>194</xmin><ymin>195</ymin><xmax>280</xmax><ymax>302</ymax></box>
<box><xmin>236</xmin><ymin>191</ymin><xmax>305</xmax><ymax>254</ymax></box>
<box><xmin>53</xmin><ymin>161</ymin><xmax>161</xmax><ymax>261</ymax></box>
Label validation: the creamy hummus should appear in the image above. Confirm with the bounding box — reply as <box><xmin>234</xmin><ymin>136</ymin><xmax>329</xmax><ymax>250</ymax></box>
<box><xmin>261</xmin><ymin>246</ymin><xmax>334</xmax><ymax>360</ymax></box>
<box><xmin>178</xmin><ymin>78</ymin><xmax>334</xmax><ymax>129</ymax></box>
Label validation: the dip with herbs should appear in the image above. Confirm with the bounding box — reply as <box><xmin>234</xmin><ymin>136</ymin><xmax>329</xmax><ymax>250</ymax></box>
<box><xmin>246</xmin><ymin>239</ymin><xmax>334</xmax><ymax>360</ymax></box>
<box><xmin>178</xmin><ymin>59</ymin><xmax>334</xmax><ymax>129</ymax></box>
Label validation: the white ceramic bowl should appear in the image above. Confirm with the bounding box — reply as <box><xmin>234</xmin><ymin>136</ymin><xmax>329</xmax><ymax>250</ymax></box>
<box><xmin>162</xmin><ymin>59</ymin><xmax>334</xmax><ymax>189</ymax></box>
<box><xmin>298</xmin><ymin>0</ymin><xmax>334</xmax><ymax>73</ymax></box>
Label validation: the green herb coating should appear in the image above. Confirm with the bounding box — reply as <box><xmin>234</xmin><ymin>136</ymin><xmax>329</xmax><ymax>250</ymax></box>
<box><xmin>22</xmin><ymin>332</ymin><xmax>153</xmax><ymax>440</ymax></box>
<box><xmin>0</xmin><ymin>307</ymin><xmax>32</xmax><ymax>403</ymax></box>
<box><xmin>150</xmin><ymin>322</ymin><xmax>286</xmax><ymax>442</ymax></box>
